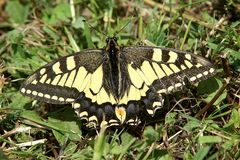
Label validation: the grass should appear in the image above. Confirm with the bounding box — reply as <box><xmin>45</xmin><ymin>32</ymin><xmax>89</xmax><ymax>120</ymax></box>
<box><xmin>0</xmin><ymin>0</ymin><xmax>240</xmax><ymax>159</ymax></box>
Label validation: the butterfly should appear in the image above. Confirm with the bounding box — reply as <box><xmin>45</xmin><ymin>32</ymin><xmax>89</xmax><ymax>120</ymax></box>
<box><xmin>20</xmin><ymin>36</ymin><xmax>216</xmax><ymax>128</ymax></box>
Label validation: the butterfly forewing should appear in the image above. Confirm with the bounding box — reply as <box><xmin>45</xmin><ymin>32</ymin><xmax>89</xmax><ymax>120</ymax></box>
<box><xmin>20</xmin><ymin>50</ymin><xmax>104</xmax><ymax>104</ymax></box>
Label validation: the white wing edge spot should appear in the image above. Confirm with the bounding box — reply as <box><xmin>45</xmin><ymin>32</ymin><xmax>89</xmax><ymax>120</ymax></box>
<box><xmin>147</xmin><ymin>109</ymin><xmax>154</xmax><ymax>115</ymax></box>
<box><xmin>32</xmin><ymin>91</ymin><xmax>38</xmax><ymax>96</ymax></box>
<box><xmin>157</xmin><ymin>89</ymin><xmax>167</xmax><ymax>94</ymax></box>
<box><xmin>197</xmin><ymin>74</ymin><xmax>203</xmax><ymax>78</ymax></box>
<box><xmin>153</xmin><ymin>101</ymin><xmax>162</xmax><ymax>107</ymax></box>
<box><xmin>26</xmin><ymin>90</ymin><xmax>32</xmax><ymax>94</ymax></box>
<box><xmin>21</xmin><ymin>88</ymin><xmax>26</xmax><ymax>93</ymax></box>
<box><xmin>79</xmin><ymin>111</ymin><xmax>88</xmax><ymax>118</ymax></box>
<box><xmin>209</xmin><ymin>68</ymin><xmax>215</xmax><ymax>73</ymax></box>
<box><xmin>167</xmin><ymin>86</ymin><xmax>174</xmax><ymax>92</ymax></box>
<box><xmin>38</xmin><ymin>92</ymin><xmax>44</xmax><ymax>97</ymax></box>
<box><xmin>203</xmin><ymin>71</ymin><xmax>209</xmax><ymax>76</ymax></box>
<box><xmin>190</xmin><ymin>76</ymin><xmax>197</xmax><ymax>82</ymax></box>
<box><xmin>44</xmin><ymin>94</ymin><xmax>51</xmax><ymax>99</ymax></box>
<box><xmin>89</xmin><ymin>116</ymin><xmax>98</xmax><ymax>122</ymax></box>
<box><xmin>59</xmin><ymin>97</ymin><xmax>65</xmax><ymax>102</ymax></box>
<box><xmin>40</xmin><ymin>68</ymin><xmax>46</xmax><ymax>75</ymax></box>
<box><xmin>52</xmin><ymin>96</ymin><xmax>58</xmax><ymax>100</ymax></box>
<box><xmin>185</xmin><ymin>54</ymin><xmax>191</xmax><ymax>60</ymax></box>
<box><xmin>175</xmin><ymin>83</ymin><xmax>182</xmax><ymax>88</ymax></box>
<box><xmin>73</xmin><ymin>103</ymin><xmax>80</xmax><ymax>109</ymax></box>
<box><xmin>66</xmin><ymin>98</ymin><xmax>75</xmax><ymax>102</ymax></box>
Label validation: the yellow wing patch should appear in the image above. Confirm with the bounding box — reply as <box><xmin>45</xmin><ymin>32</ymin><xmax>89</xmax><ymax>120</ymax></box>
<box><xmin>72</xmin><ymin>67</ymin><xmax>88</xmax><ymax>91</ymax></box>
<box><xmin>39</xmin><ymin>74</ymin><xmax>47</xmax><ymax>83</ymax></box>
<box><xmin>152</xmin><ymin>48</ymin><xmax>162</xmax><ymax>61</ymax></box>
<box><xmin>51</xmin><ymin>75</ymin><xmax>61</xmax><ymax>85</ymax></box>
<box><xmin>65</xmin><ymin>70</ymin><xmax>76</xmax><ymax>87</ymax></box>
<box><xmin>152</xmin><ymin>62</ymin><xmax>166</xmax><ymax>79</ymax></box>
<box><xmin>161</xmin><ymin>64</ymin><xmax>173</xmax><ymax>76</ymax></box>
<box><xmin>128</xmin><ymin>64</ymin><xmax>144</xmax><ymax>88</ymax></box>
<box><xmin>66</xmin><ymin>56</ymin><xmax>76</xmax><ymax>70</ymax></box>
<box><xmin>141</xmin><ymin>61</ymin><xmax>158</xmax><ymax>84</ymax></box>
<box><xmin>168</xmin><ymin>51</ymin><xmax>178</xmax><ymax>63</ymax></box>
<box><xmin>58</xmin><ymin>73</ymin><xmax>69</xmax><ymax>86</ymax></box>
<box><xmin>52</xmin><ymin>62</ymin><xmax>62</xmax><ymax>74</ymax></box>
<box><xmin>90</xmin><ymin>65</ymin><xmax>103</xmax><ymax>93</ymax></box>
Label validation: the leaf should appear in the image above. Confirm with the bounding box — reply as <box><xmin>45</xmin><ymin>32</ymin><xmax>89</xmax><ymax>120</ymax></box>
<box><xmin>165</xmin><ymin>112</ymin><xmax>177</xmax><ymax>125</ymax></box>
<box><xmin>6</xmin><ymin>29</ymin><xmax>24</xmax><ymax>44</ymax></box>
<box><xmin>5</xmin><ymin>0</ymin><xmax>29</xmax><ymax>25</ymax></box>
<box><xmin>201</xmin><ymin>12</ymin><xmax>217</xmax><ymax>24</ymax></box>
<box><xmin>207</xmin><ymin>41</ymin><xmax>240</xmax><ymax>72</ymax></box>
<box><xmin>110</xmin><ymin>132</ymin><xmax>136</xmax><ymax>155</ymax></box>
<box><xmin>42</xmin><ymin>3</ymin><xmax>71</xmax><ymax>25</ymax></box>
<box><xmin>64</xmin><ymin>27</ymin><xmax>80</xmax><ymax>52</ymax></box>
<box><xmin>193</xmin><ymin>146</ymin><xmax>210</xmax><ymax>160</ymax></box>
<box><xmin>43</xmin><ymin>26</ymin><xmax>60</xmax><ymax>41</ymax></box>
<box><xmin>8</xmin><ymin>92</ymin><xmax>31</xmax><ymax>109</ymax></box>
<box><xmin>197</xmin><ymin>77</ymin><xmax>219</xmax><ymax>95</ymax></box>
<box><xmin>228</xmin><ymin>51</ymin><xmax>240</xmax><ymax>72</ymax></box>
<box><xmin>158</xmin><ymin>153</ymin><xmax>172</xmax><ymax>160</ymax></box>
<box><xmin>84</xmin><ymin>22</ymin><xmax>94</xmax><ymax>48</ymax></box>
<box><xmin>227</xmin><ymin>109</ymin><xmax>240</xmax><ymax>128</ymax></box>
<box><xmin>72</xmin><ymin>17</ymin><xmax>85</xmax><ymax>29</ymax></box>
<box><xmin>48</xmin><ymin>108</ymin><xmax>82</xmax><ymax>142</ymax></box>
<box><xmin>183</xmin><ymin>120</ymin><xmax>201</xmax><ymax>132</ymax></box>
<box><xmin>0</xmin><ymin>150</ymin><xmax>8</xmax><ymax>160</ymax></box>
<box><xmin>21</xmin><ymin>110</ymin><xmax>81</xmax><ymax>135</ymax></box>
<box><xmin>143</xmin><ymin>126</ymin><xmax>160</xmax><ymax>143</ymax></box>
<box><xmin>64</xmin><ymin>142</ymin><xmax>78</xmax><ymax>156</ymax></box>
<box><xmin>198</xmin><ymin>136</ymin><xmax>222</xmax><ymax>144</ymax></box>
<box><xmin>52</xmin><ymin>3</ymin><xmax>71</xmax><ymax>21</ymax></box>
<box><xmin>197</xmin><ymin>77</ymin><xmax>227</xmax><ymax>105</ymax></box>
<box><xmin>21</xmin><ymin>110</ymin><xmax>51</xmax><ymax>127</ymax></box>
<box><xmin>51</xmin><ymin>129</ymin><xmax>78</xmax><ymax>156</ymax></box>
<box><xmin>49</xmin><ymin>117</ymin><xmax>81</xmax><ymax>143</ymax></box>
<box><xmin>222</xmin><ymin>134</ymin><xmax>240</xmax><ymax>150</ymax></box>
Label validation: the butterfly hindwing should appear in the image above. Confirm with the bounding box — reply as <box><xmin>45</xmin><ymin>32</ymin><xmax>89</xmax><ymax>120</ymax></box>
<box><xmin>20</xmin><ymin>50</ymin><xmax>104</xmax><ymax>104</ymax></box>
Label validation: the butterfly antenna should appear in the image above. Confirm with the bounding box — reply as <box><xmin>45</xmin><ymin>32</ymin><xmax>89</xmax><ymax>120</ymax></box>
<box><xmin>114</xmin><ymin>19</ymin><xmax>132</xmax><ymax>36</ymax></box>
<box><xmin>83</xmin><ymin>20</ymin><xmax>108</xmax><ymax>37</ymax></box>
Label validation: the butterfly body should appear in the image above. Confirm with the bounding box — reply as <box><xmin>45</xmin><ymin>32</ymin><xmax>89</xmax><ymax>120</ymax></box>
<box><xmin>104</xmin><ymin>37</ymin><xmax>126</xmax><ymax>99</ymax></box>
<box><xmin>20</xmin><ymin>37</ymin><xmax>216</xmax><ymax>128</ymax></box>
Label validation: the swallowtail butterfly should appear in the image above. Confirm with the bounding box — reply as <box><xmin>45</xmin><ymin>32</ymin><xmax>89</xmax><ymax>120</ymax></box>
<box><xmin>20</xmin><ymin>37</ymin><xmax>216</xmax><ymax>128</ymax></box>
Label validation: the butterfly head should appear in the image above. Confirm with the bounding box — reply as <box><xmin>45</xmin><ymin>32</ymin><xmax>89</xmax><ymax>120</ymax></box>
<box><xmin>106</xmin><ymin>37</ymin><xmax>118</xmax><ymax>47</ymax></box>
<box><xmin>105</xmin><ymin>37</ymin><xmax>120</xmax><ymax>55</ymax></box>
